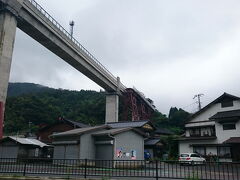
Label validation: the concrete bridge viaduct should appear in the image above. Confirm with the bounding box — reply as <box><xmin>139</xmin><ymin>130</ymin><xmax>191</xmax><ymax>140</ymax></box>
<box><xmin>0</xmin><ymin>0</ymin><xmax>155</xmax><ymax>138</ymax></box>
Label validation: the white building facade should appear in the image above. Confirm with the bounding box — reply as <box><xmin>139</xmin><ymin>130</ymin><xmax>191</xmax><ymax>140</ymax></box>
<box><xmin>179</xmin><ymin>93</ymin><xmax>240</xmax><ymax>162</ymax></box>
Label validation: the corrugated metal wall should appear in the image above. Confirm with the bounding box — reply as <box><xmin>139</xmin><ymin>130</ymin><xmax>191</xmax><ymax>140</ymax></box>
<box><xmin>0</xmin><ymin>145</ymin><xmax>18</xmax><ymax>158</ymax></box>
<box><xmin>53</xmin><ymin>145</ymin><xmax>79</xmax><ymax>159</ymax></box>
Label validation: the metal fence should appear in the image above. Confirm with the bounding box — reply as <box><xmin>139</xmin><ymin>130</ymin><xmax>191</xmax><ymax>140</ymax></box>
<box><xmin>0</xmin><ymin>158</ymin><xmax>240</xmax><ymax>179</ymax></box>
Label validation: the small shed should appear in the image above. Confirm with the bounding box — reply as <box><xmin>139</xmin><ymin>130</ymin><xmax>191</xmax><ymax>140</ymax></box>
<box><xmin>52</xmin><ymin>125</ymin><xmax>109</xmax><ymax>160</ymax></box>
<box><xmin>107</xmin><ymin>120</ymin><xmax>173</xmax><ymax>159</ymax></box>
<box><xmin>0</xmin><ymin>136</ymin><xmax>51</xmax><ymax>159</ymax></box>
<box><xmin>144</xmin><ymin>138</ymin><xmax>164</xmax><ymax>158</ymax></box>
<box><xmin>93</xmin><ymin>128</ymin><xmax>146</xmax><ymax>161</ymax></box>
<box><xmin>51</xmin><ymin>125</ymin><xmax>146</xmax><ymax>161</ymax></box>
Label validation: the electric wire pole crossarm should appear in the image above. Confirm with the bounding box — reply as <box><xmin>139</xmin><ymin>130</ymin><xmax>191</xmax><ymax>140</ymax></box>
<box><xmin>193</xmin><ymin>94</ymin><xmax>204</xmax><ymax>111</ymax></box>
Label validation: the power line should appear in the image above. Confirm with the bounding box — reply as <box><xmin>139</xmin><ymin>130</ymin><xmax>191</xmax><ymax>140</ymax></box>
<box><xmin>182</xmin><ymin>101</ymin><xmax>198</xmax><ymax>109</ymax></box>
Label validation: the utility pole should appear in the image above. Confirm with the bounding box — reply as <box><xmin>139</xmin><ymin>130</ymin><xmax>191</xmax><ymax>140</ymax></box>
<box><xmin>28</xmin><ymin>121</ymin><xmax>32</xmax><ymax>134</ymax></box>
<box><xmin>69</xmin><ymin>20</ymin><xmax>75</xmax><ymax>38</ymax></box>
<box><xmin>193</xmin><ymin>94</ymin><xmax>204</xmax><ymax>111</ymax></box>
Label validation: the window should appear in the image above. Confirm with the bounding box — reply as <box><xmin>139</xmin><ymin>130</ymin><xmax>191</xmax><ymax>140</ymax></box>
<box><xmin>221</xmin><ymin>101</ymin><xmax>233</xmax><ymax>108</ymax></box>
<box><xmin>189</xmin><ymin>128</ymin><xmax>201</xmax><ymax>137</ymax></box>
<box><xmin>180</xmin><ymin>154</ymin><xmax>189</xmax><ymax>157</ymax></box>
<box><xmin>35</xmin><ymin>148</ymin><xmax>39</xmax><ymax>157</ymax></box>
<box><xmin>218</xmin><ymin>147</ymin><xmax>231</xmax><ymax>158</ymax></box>
<box><xmin>191</xmin><ymin>154</ymin><xmax>200</xmax><ymax>158</ymax></box>
<box><xmin>193</xmin><ymin>146</ymin><xmax>206</xmax><ymax>156</ymax></box>
<box><xmin>210</xmin><ymin>127</ymin><xmax>216</xmax><ymax>136</ymax></box>
<box><xmin>223</xmin><ymin>123</ymin><xmax>236</xmax><ymax>130</ymax></box>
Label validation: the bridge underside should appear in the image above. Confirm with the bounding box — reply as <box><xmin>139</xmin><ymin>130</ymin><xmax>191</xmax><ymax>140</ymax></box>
<box><xmin>0</xmin><ymin>0</ymin><xmax>155</xmax><ymax>138</ymax></box>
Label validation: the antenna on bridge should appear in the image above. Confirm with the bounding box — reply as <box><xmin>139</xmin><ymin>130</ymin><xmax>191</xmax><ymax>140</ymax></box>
<box><xmin>69</xmin><ymin>20</ymin><xmax>75</xmax><ymax>38</ymax></box>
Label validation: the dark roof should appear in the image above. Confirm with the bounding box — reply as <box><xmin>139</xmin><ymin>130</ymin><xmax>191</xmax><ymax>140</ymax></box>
<box><xmin>65</xmin><ymin>119</ymin><xmax>89</xmax><ymax>128</ymax></box>
<box><xmin>155</xmin><ymin>128</ymin><xmax>174</xmax><ymax>135</ymax></box>
<box><xmin>107</xmin><ymin>120</ymin><xmax>154</xmax><ymax>129</ymax></box>
<box><xmin>187</xmin><ymin>93</ymin><xmax>240</xmax><ymax>122</ymax></box>
<box><xmin>38</xmin><ymin>118</ymin><xmax>89</xmax><ymax>132</ymax></box>
<box><xmin>224</xmin><ymin>137</ymin><xmax>240</xmax><ymax>144</ymax></box>
<box><xmin>51</xmin><ymin>125</ymin><xmax>109</xmax><ymax>137</ymax></box>
<box><xmin>178</xmin><ymin>136</ymin><xmax>217</xmax><ymax>141</ymax></box>
<box><xmin>190</xmin><ymin>144</ymin><xmax>231</xmax><ymax>147</ymax></box>
<box><xmin>92</xmin><ymin>128</ymin><xmax>146</xmax><ymax>137</ymax></box>
<box><xmin>210</xmin><ymin>110</ymin><xmax>240</xmax><ymax>120</ymax></box>
<box><xmin>144</xmin><ymin>138</ymin><xmax>163</xmax><ymax>146</ymax></box>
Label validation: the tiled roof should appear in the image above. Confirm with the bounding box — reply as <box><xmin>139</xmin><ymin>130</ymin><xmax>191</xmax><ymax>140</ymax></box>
<box><xmin>65</xmin><ymin>119</ymin><xmax>89</xmax><ymax>128</ymax></box>
<box><xmin>155</xmin><ymin>128</ymin><xmax>173</xmax><ymax>135</ymax></box>
<box><xmin>51</xmin><ymin>125</ymin><xmax>109</xmax><ymax>137</ymax></box>
<box><xmin>107</xmin><ymin>120</ymin><xmax>150</xmax><ymax>128</ymax></box>
<box><xmin>224</xmin><ymin>137</ymin><xmax>240</xmax><ymax>144</ymax></box>
<box><xmin>210</xmin><ymin>110</ymin><xmax>240</xmax><ymax>120</ymax></box>
<box><xmin>92</xmin><ymin>128</ymin><xmax>146</xmax><ymax>137</ymax></box>
<box><xmin>178</xmin><ymin>136</ymin><xmax>217</xmax><ymax>141</ymax></box>
<box><xmin>38</xmin><ymin>118</ymin><xmax>89</xmax><ymax>132</ymax></box>
<box><xmin>144</xmin><ymin>138</ymin><xmax>162</xmax><ymax>146</ymax></box>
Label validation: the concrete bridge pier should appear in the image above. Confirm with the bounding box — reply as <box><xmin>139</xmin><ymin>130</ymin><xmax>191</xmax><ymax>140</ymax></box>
<box><xmin>0</xmin><ymin>11</ymin><xmax>18</xmax><ymax>138</ymax></box>
<box><xmin>105</xmin><ymin>93</ymin><xmax>119</xmax><ymax>123</ymax></box>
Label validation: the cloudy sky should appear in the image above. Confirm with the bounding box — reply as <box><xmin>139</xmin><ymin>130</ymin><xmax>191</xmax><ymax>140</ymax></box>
<box><xmin>9</xmin><ymin>0</ymin><xmax>240</xmax><ymax>114</ymax></box>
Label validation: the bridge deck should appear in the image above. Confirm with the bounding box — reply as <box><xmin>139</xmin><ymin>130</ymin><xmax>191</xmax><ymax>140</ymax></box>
<box><xmin>0</xmin><ymin>0</ymin><xmax>154</xmax><ymax>111</ymax></box>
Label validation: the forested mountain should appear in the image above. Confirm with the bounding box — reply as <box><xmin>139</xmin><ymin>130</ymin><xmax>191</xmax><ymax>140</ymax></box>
<box><xmin>4</xmin><ymin>83</ymin><xmax>190</xmax><ymax>135</ymax></box>
<box><xmin>150</xmin><ymin>107</ymin><xmax>190</xmax><ymax>134</ymax></box>
<box><xmin>8</xmin><ymin>82</ymin><xmax>53</xmax><ymax>96</ymax></box>
<box><xmin>5</xmin><ymin>83</ymin><xmax>105</xmax><ymax>134</ymax></box>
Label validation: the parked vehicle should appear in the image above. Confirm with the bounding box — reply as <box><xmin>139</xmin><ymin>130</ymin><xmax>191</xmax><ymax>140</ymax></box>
<box><xmin>179</xmin><ymin>153</ymin><xmax>206</xmax><ymax>165</ymax></box>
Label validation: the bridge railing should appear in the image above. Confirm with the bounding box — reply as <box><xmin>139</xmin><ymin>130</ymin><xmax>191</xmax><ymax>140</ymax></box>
<box><xmin>27</xmin><ymin>0</ymin><xmax>126</xmax><ymax>91</ymax></box>
<box><xmin>132</xmin><ymin>87</ymin><xmax>155</xmax><ymax>110</ymax></box>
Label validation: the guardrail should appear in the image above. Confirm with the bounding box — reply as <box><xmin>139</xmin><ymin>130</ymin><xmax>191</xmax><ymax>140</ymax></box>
<box><xmin>26</xmin><ymin>0</ymin><xmax>126</xmax><ymax>91</ymax></box>
<box><xmin>0</xmin><ymin>158</ymin><xmax>240</xmax><ymax>180</ymax></box>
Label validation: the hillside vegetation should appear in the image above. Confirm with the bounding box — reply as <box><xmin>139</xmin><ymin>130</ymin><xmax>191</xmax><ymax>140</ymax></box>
<box><xmin>4</xmin><ymin>83</ymin><xmax>190</xmax><ymax>135</ymax></box>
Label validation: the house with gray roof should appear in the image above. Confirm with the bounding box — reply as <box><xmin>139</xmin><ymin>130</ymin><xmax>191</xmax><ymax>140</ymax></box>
<box><xmin>108</xmin><ymin>120</ymin><xmax>173</xmax><ymax>158</ymax></box>
<box><xmin>51</xmin><ymin>125</ymin><xmax>146</xmax><ymax>161</ymax></box>
<box><xmin>0</xmin><ymin>136</ymin><xmax>51</xmax><ymax>159</ymax></box>
<box><xmin>107</xmin><ymin>120</ymin><xmax>154</xmax><ymax>131</ymax></box>
<box><xmin>179</xmin><ymin>93</ymin><xmax>240</xmax><ymax>162</ymax></box>
<box><xmin>36</xmin><ymin>117</ymin><xmax>89</xmax><ymax>144</ymax></box>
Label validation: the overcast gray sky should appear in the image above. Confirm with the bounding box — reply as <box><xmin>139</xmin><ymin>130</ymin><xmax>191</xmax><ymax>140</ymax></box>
<box><xmin>9</xmin><ymin>0</ymin><xmax>240</xmax><ymax>114</ymax></box>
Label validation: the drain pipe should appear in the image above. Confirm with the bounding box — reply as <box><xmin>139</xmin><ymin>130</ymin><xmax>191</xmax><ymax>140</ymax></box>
<box><xmin>108</xmin><ymin>133</ymin><xmax>116</xmax><ymax>168</ymax></box>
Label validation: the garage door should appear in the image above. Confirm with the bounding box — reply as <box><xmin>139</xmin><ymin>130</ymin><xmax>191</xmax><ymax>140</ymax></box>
<box><xmin>65</xmin><ymin>145</ymin><xmax>79</xmax><ymax>159</ymax></box>
<box><xmin>53</xmin><ymin>145</ymin><xmax>65</xmax><ymax>159</ymax></box>
<box><xmin>96</xmin><ymin>144</ymin><xmax>113</xmax><ymax>160</ymax></box>
<box><xmin>96</xmin><ymin>144</ymin><xmax>113</xmax><ymax>168</ymax></box>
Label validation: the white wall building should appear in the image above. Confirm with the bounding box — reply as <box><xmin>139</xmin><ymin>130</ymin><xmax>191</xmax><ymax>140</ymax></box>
<box><xmin>179</xmin><ymin>93</ymin><xmax>240</xmax><ymax>162</ymax></box>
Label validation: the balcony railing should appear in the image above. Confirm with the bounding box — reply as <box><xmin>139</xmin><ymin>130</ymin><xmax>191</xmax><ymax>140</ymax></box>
<box><xmin>189</xmin><ymin>133</ymin><xmax>216</xmax><ymax>138</ymax></box>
